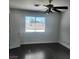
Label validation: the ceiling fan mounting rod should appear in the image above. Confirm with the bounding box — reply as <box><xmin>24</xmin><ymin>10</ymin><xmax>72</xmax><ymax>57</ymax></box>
<box><xmin>49</xmin><ymin>0</ymin><xmax>53</xmax><ymax>3</ymax></box>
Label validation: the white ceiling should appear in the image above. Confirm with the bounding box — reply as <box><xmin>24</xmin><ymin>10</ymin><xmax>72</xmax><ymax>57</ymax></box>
<box><xmin>9</xmin><ymin>0</ymin><xmax>70</xmax><ymax>11</ymax></box>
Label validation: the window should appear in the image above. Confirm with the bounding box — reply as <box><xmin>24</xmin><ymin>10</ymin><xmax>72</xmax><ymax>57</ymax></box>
<box><xmin>25</xmin><ymin>16</ymin><xmax>45</xmax><ymax>32</ymax></box>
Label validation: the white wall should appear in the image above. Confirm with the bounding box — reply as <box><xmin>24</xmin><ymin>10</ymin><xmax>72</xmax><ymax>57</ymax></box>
<box><xmin>59</xmin><ymin>9</ymin><xmax>70</xmax><ymax>49</ymax></box>
<box><xmin>9</xmin><ymin>9</ymin><xmax>61</xmax><ymax>49</ymax></box>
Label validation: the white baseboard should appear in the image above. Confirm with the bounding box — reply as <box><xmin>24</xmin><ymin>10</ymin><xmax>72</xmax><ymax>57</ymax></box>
<box><xmin>21</xmin><ymin>41</ymin><xmax>58</xmax><ymax>45</ymax></box>
<box><xmin>59</xmin><ymin>41</ymin><xmax>70</xmax><ymax>49</ymax></box>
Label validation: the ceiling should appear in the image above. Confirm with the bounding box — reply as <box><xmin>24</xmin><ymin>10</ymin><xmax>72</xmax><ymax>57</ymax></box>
<box><xmin>9</xmin><ymin>0</ymin><xmax>70</xmax><ymax>12</ymax></box>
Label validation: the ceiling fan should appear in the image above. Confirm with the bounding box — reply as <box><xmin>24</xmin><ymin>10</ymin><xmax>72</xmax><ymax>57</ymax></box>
<box><xmin>34</xmin><ymin>0</ymin><xmax>68</xmax><ymax>14</ymax></box>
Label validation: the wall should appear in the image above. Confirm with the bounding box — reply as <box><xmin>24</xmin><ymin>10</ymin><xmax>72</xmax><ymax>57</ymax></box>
<box><xmin>59</xmin><ymin>9</ymin><xmax>70</xmax><ymax>49</ymax></box>
<box><xmin>9</xmin><ymin>12</ymin><xmax>21</xmax><ymax>49</ymax></box>
<box><xmin>9</xmin><ymin>9</ymin><xmax>61</xmax><ymax>49</ymax></box>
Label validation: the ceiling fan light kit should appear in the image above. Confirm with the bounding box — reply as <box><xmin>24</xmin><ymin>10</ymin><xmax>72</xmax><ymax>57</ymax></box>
<box><xmin>34</xmin><ymin>0</ymin><xmax>68</xmax><ymax>14</ymax></box>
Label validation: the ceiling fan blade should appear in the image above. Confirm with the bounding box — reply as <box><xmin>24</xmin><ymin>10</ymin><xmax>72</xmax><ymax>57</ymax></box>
<box><xmin>54</xmin><ymin>6</ymin><xmax>68</xmax><ymax>9</ymax></box>
<box><xmin>53</xmin><ymin>9</ymin><xmax>61</xmax><ymax>12</ymax></box>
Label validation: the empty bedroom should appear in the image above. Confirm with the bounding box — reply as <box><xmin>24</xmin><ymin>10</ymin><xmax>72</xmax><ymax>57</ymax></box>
<box><xmin>9</xmin><ymin>0</ymin><xmax>70</xmax><ymax>59</ymax></box>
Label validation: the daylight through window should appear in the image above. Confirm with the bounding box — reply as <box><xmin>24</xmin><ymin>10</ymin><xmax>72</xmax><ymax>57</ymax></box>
<box><xmin>25</xmin><ymin>16</ymin><xmax>45</xmax><ymax>32</ymax></box>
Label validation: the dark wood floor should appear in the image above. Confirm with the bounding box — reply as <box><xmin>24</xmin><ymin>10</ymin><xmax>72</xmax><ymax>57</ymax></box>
<box><xmin>9</xmin><ymin>43</ymin><xmax>70</xmax><ymax>59</ymax></box>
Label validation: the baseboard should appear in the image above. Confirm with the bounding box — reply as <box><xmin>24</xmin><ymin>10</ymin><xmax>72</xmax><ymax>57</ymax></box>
<box><xmin>9</xmin><ymin>44</ymin><xmax>20</xmax><ymax>49</ymax></box>
<box><xmin>59</xmin><ymin>42</ymin><xmax>70</xmax><ymax>49</ymax></box>
<box><xmin>21</xmin><ymin>41</ymin><xmax>58</xmax><ymax>45</ymax></box>
<box><xmin>9</xmin><ymin>42</ymin><xmax>70</xmax><ymax>50</ymax></box>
